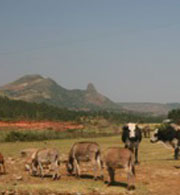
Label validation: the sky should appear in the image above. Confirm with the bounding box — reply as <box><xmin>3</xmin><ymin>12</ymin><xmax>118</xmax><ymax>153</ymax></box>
<box><xmin>1</xmin><ymin>0</ymin><xmax>180</xmax><ymax>103</ymax></box>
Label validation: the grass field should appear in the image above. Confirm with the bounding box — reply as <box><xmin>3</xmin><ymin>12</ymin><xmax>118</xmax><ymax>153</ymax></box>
<box><xmin>0</xmin><ymin>135</ymin><xmax>180</xmax><ymax>195</ymax></box>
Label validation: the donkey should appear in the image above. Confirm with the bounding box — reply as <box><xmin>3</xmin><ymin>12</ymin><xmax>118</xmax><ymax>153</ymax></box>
<box><xmin>104</xmin><ymin>147</ymin><xmax>135</xmax><ymax>190</ymax></box>
<box><xmin>141</xmin><ymin>125</ymin><xmax>151</xmax><ymax>138</ymax></box>
<box><xmin>0</xmin><ymin>152</ymin><xmax>6</xmax><ymax>174</ymax></box>
<box><xmin>31</xmin><ymin>148</ymin><xmax>60</xmax><ymax>180</ymax></box>
<box><xmin>66</xmin><ymin>141</ymin><xmax>103</xmax><ymax>180</ymax></box>
<box><xmin>122</xmin><ymin>123</ymin><xmax>142</xmax><ymax>164</ymax></box>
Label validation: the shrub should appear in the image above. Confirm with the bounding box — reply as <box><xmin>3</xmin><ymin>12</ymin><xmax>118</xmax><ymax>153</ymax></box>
<box><xmin>4</xmin><ymin>128</ymin><xmax>115</xmax><ymax>142</ymax></box>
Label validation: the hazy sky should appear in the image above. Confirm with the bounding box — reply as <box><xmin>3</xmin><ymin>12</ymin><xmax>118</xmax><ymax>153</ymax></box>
<box><xmin>1</xmin><ymin>0</ymin><xmax>180</xmax><ymax>103</ymax></box>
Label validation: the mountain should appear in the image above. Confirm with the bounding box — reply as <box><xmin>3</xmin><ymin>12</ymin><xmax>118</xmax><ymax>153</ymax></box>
<box><xmin>0</xmin><ymin>75</ymin><xmax>119</xmax><ymax>111</ymax></box>
<box><xmin>1</xmin><ymin>74</ymin><xmax>180</xmax><ymax>115</ymax></box>
<box><xmin>118</xmin><ymin>102</ymin><xmax>180</xmax><ymax>116</ymax></box>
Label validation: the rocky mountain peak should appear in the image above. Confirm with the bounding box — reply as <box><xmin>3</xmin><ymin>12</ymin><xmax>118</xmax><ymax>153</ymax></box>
<box><xmin>86</xmin><ymin>83</ymin><xmax>97</xmax><ymax>93</ymax></box>
<box><xmin>0</xmin><ymin>75</ymin><xmax>118</xmax><ymax>110</ymax></box>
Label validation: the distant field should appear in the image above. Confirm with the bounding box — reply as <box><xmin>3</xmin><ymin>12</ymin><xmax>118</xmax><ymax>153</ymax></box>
<box><xmin>0</xmin><ymin>134</ymin><xmax>179</xmax><ymax>195</ymax></box>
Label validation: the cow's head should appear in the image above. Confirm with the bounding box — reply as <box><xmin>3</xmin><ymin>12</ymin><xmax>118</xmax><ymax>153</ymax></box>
<box><xmin>150</xmin><ymin>129</ymin><xmax>160</xmax><ymax>143</ymax></box>
<box><xmin>127</xmin><ymin>123</ymin><xmax>137</xmax><ymax>138</ymax></box>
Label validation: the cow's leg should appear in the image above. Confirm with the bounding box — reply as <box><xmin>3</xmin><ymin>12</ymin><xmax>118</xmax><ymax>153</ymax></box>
<box><xmin>135</xmin><ymin>143</ymin><xmax>139</xmax><ymax>164</ymax></box>
<box><xmin>107</xmin><ymin>167</ymin><xmax>115</xmax><ymax>185</ymax></box>
<box><xmin>174</xmin><ymin>147</ymin><xmax>179</xmax><ymax>160</ymax></box>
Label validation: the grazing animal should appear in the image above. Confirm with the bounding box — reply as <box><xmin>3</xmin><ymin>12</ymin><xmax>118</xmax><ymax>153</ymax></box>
<box><xmin>141</xmin><ymin>125</ymin><xmax>151</xmax><ymax>138</ymax></box>
<box><xmin>66</xmin><ymin>141</ymin><xmax>103</xmax><ymax>180</ymax></box>
<box><xmin>21</xmin><ymin>148</ymin><xmax>38</xmax><ymax>158</ymax></box>
<box><xmin>104</xmin><ymin>147</ymin><xmax>135</xmax><ymax>190</ymax></box>
<box><xmin>122</xmin><ymin>123</ymin><xmax>142</xmax><ymax>164</ymax></box>
<box><xmin>150</xmin><ymin>124</ymin><xmax>180</xmax><ymax>159</ymax></box>
<box><xmin>24</xmin><ymin>149</ymin><xmax>39</xmax><ymax>172</ymax></box>
<box><xmin>0</xmin><ymin>153</ymin><xmax>5</xmax><ymax>174</ymax></box>
<box><xmin>31</xmin><ymin>148</ymin><xmax>60</xmax><ymax>180</ymax></box>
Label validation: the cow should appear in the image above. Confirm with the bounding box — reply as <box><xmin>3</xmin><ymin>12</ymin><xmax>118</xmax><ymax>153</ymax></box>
<box><xmin>150</xmin><ymin>124</ymin><xmax>180</xmax><ymax>160</ymax></box>
<box><xmin>103</xmin><ymin>147</ymin><xmax>135</xmax><ymax>190</ymax></box>
<box><xmin>0</xmin><ymin>153</ymin><xmax>6</xmax><ymax>174</ymax></box>
<box><xmin>122</xmin><ymin>123</ymin><xmax>142</xmax><ymax>164</ymax></box>
<box><xmin>66</xmin><ymin>141</ymin><xmax>103</xmax><ymax>180</ymax></box>
<box><xmin>31</xmin><ymin>148</ymin><xmax>60</xmax><ymax>180</ymax></box>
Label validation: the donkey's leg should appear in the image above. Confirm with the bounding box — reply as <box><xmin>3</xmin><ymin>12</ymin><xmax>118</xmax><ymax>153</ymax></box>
<box><xmin>91</xmin><ymin>154</ymin><xmax>98</xmax><ymax>180</ymax></box>
<box><xmin>38</xmin><ymin>162</ymin><xmax>44</xmax><ymax>178</ymax></box>
<box><xmin>52</xmin><ymin>161</ymin><xmax>60</xmax><ymax>180</ymax></box>
<box><xmin>55</xmin><ymin>160</ymin><xmax>60</xmax><ymax>180</ymax></box>
<box><xmin>2</xmin><ymin>162</ymin><xmax>6</xmax><ymax>174</ymax></box>
<box><xmin>74</xmin><ymin>159</ymin><xmax>81</xmax><ymax>177</ymax></box>
<box><xmin>96</xmin><ymin>155</ymin><xmax>103</xmax><ymax>180</ymax></box>
<box><xmin>126</xmin><ymin>163</ymin><xmax>135</xmax><ymax>190</ymax></box>
<box><xmin>127</xmin><ymin>168</ymin><xmax>135</xmax><ymax>190</ymax></box>
<box><xmin>107</xmin><ymin>167</ymin><xmax>115</xmax><ymax>185</ymax></box>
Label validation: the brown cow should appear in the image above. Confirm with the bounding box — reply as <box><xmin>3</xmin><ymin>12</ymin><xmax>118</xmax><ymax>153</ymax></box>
<box><xmin>66</xmin><ymin>141</ymin><xmax>103</xmax><ymax>180</ymax></box>
<box><xmin>103</xmin><ymin>147</ymin><xmax>135</xmax><ymax>190</ymax></box>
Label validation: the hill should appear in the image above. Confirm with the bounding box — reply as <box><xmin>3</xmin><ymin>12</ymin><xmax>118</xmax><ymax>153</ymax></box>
<box><xmin>0</xmin><ymin>75</ymin><xmax>119</xmax><ymax>111</ymax></box>
<box><xmin>1</xmin><ymin>74</ymin><xmax>180</xmax><ymax>116</ymax></box>
<box><xmin>118</xmin><ymin>102</ymin><xmax>180</xmax><ymax>116</ymax></box>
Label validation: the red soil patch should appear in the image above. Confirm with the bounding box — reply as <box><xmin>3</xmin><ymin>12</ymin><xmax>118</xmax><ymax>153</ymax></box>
<box><xmin>0</xmin><ymin>121</ymin><xmax>84</xmax><ymax>131</ymax></box>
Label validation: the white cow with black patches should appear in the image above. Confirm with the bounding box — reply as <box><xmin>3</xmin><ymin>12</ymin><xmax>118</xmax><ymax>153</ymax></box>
<box><xmin>122</xmin><ymin>123</ymin><xmax>142</xmax><ymax>164</ymax></box>
<box><xmin>150</xmin><ymin>124</ymin><xmax>180</xmax><ymax>160</ymax></box>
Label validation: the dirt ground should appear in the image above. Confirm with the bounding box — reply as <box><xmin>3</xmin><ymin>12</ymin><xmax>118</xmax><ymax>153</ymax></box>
<box><xmin>0</xmin><ymin>121</ymin><xmax>84</xmax><ymax>131</ymax></box>
<box><xmin>0</xmin><ymin>136</ymin><xmax>180</xmax><ymax>195</ymax></box>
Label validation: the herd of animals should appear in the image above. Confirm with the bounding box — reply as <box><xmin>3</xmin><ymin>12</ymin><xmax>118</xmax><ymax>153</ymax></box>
<box><xmin>0</xmin><ymin>121</ymin><xmax>180</xmax><ymax>191</ymax></box>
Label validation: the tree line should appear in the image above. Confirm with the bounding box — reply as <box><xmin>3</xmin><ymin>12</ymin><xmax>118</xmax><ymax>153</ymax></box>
<box><xmin>168</xmin><ymin>109</ymin><xmax>180</xmax><ymax>124</ymax></box>
<box><xmin>0</xmin><ymin>96</ymin><xmax>164</xmax><ymax>123</ymax></box>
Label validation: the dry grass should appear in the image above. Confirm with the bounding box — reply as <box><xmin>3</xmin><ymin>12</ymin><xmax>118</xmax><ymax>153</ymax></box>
<box><xmin>0</xmin><ymin>135</ymin><xmax>179</xmax><ymax>194</ymax></box>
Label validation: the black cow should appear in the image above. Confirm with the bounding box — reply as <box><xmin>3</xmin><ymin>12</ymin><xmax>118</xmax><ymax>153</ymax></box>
<box><xmin>122</xmin><ymin>123</ymin><xmax>142</xmax><ymax>164</ymax></box>
<box><xmin>150</xmin><ymin>124</ymin><xmax>180</xmax><ymax>160</ymax></box>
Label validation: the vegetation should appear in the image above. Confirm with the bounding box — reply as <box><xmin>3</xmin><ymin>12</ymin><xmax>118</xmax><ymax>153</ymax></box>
<box><xmin>0</xmin><ymin>136</ymin><xmax>179</xmax><ymax>195</ymax></box>
<box><xmin>0</xmin><ymin>96</ymin><xmax>83</xmax><ymax>121</ymax></box>
<box><xmin>168</xmin><ymin>109</ymin><xmax>180</xmax><ymax>124</ymax></box>
<box><xmin>2</xmin><ymin>128</ymin><xmax>115</xmax><ymax>142</ymax></box>
<box><xmin>0</xmin><ymin>96</ymin><xmax>164</xmax><ymax>123</ymax></box>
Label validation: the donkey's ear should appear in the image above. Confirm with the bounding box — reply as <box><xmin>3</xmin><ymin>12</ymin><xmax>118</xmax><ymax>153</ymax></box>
<box><xmin>62</xmin><ymin>160</ymin><xmax>68</xmax><ymax>163</ymax></box>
